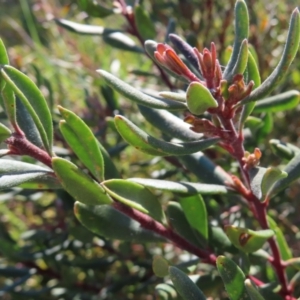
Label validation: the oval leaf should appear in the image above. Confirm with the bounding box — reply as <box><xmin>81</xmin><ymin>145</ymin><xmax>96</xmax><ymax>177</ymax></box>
<box><xmin>186</xmin><ymin>82</ymin><xmax>218</xmax><ymax>115</ymax></box>
<box><xmin>102</xmin><ymin>179</ymin><xmax>165</xmax><ymax>222</ymax></box>
<box><xmin>97</xmin><ymin>70</ymin><xmax>186</xmax><ymax>110</ymax></box>
<box><xmin>269</xmin><ymin>139</ymin><xmax>300</xmax><ymax>160</ymax></box>
<box><xmin>52</xmin><ymin>157</ymin><xmax>112</xmax><ymax>205</ymax></box>
<box><xmin>127</xmin><ymin>178</ymin><xmax>227</xmax><ymax>195</ymax></box>
<box><xmin>153</xmin><ymin>256</ymin><xmax>169</xmax><ymax>278</ymax></box>
<box><xmin>114</xmin><ymin>115</ymin><xmax>219</xmax><ymax>156</ymax></box>
<box><xmin>58</xmin><ymin>106</ymin><xmax>104</xmax><ymax>182</ymax></box>
<box><xmin>224</xmin><ymin>225</ymin><xmax>274</xmax><ymax>253</ymax></box>
<box><xmin>216</xmin><ymin>256</ymin><xmax>250</xmax><ymax>300</ymax></box>
<box><xmin>74</xmin><ymin>201</ymin><xmax>165</xmax><ymax>242</ymax></box>
<box><xmin>1</xmin><ymin>84</ymin><xmax>17</xmax><ymax>128</ymax></box>
<box><xmin>1</xmin><ymin>66</ymin><xmax>53</xmax><ymax>154</ymax></box>
<box><xmin>169</xmin><ymin>266</ymin><xmax>207</xmax><ymax>300</ymax></box>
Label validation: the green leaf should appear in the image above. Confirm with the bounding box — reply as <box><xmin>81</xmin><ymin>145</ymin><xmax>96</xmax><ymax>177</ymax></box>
<box><xmin>1</xmin><ymin>84</ymin><xmax>17</xmax><ymax>128</ymax></box>
<box><xmin>285</xmin><ymin>257</ymin><xmax>300</xmax><ymax>270</ymax></box>
<box><xmin>179</xmin><ymin>152</ymin><xmax>233</xmax><ymax>185</ymax></box>
<box><xmin>155</xmin><ymin>283</ymin><xmax>179</xmax><ymax>300</ymax></box>
<box><xmin>209</xmin><ymin>226</ymin><xmax>235</xmax><ymax>252</ymax></box>
<box><xmin>18</xmin><ymin>175</ymin><xmax>61</xmax><ymax>189</ymax></box>
<box><xmin>58</xmin><ymin>106</ymin><xmax>104</xmax><ymax>182</ymax></box>
<box><xmin>74</xmin><ymin>201</ymin><xmax>165</xmax><ymax>242</ymax></box>
<box><xmin>138</xmin><ymin>105</ymin><xmax>202</xmax><ymax>142</ymax></box>
<box><xmin>153</xmin><ymin>256</ymin><xmax>169</xmax><ymax>278</ymax></box>
<box><xmin>55</xmin><ymin>18</ymin><xmax>115</xmax><ymax>35</ymax></box>
<box><xmin>253</xmin><ymin>90</ymin><xmax>300</xmax><ymax>113</ymax></box>
<box><xmin>102</xmin><ymin>179</ymin><xmax>165</xmax><ymax>222</ymax></box>
<box><xmin>169</xmin><ymin>266</ymin><xmax>207</xmax><ymax>300</ymax></box>
<box><xmin>216</xmin><ymin>256</ymin><xmax>250</xmax><ymax>300</ymax></box>
<box><xmin>102</xmin><ymin>32</ymin><xmax>144</xmax><ymax>53</ymax></box>
<box><xmin>248</xmin><ymin>166</ymin><xmax>267</xmax><ymax>200</ymax></box>
<box><xmin>0</xmin><ymin>159</ymin><xmax>53</xmax><ymax>190</ymax></box>
<box><xmin>224</xmin><ymin>225</ymin><xmax>274</xmax><ymax>253</ymax></box>
<box><xmin>186</xmin><ymin>82</ymin><xmax>218</xmax><ymax>115</ymax></box>
<box><xmin>166</xmin><ymin>202</ymin><xmax>201</xmax><ymax>247</ymax></box>
<box><xmin>240</xmin><ymin>8</ymin><xmax>300</xmax><ymax>105</ymax></box>
<box><xmin>238</xmin><ymin>50</ymin><xmax>261</xmax><ymax>130</ymax></box>
<box><xmin>97</xmin><ymin>141</ymin><xmax>120</xmax><ymax>179</ymax></box>
<box><xmin>268</xmin><ymin>151</ymin><xmax>300</xmax><ymax>196</ymax></box>
<box><xmin>77</xmin><ymin>0</ymin><xmax>113</xmax><ymax>18</ymax></box>
<box><xmin>267</xmin><ymin>216</ymin><xmax>292</xmax><ymax>260</ymax></box>
<box><xmin>261</xmin><ymin>167</ymin><xmax>287</xmax><ymax>199</ymax></box>
<box><xmin>134</xmin><ymin>5</ymin><xmax>156</xmax><ymax>40</ymax></box>
<box><xmin>0</xmin><ymin>39</ymin><xmax>9</xmax><ymax>91</ymax></box>
<box><xmin>0</xmin><ymin>123</ymin><xmax>11</xmax><ymax>142</ymax></box>
<box><xmin>127</xmin><ymin>178</ymin><xmax>228</xmax><ymax>195</ymax></box>
<box><xmin>52</xmin><ymin>157</ymin><xmax>112</xmax><ymax>205</ymax></box>
<box><xmin>270</xmin><ymin>139</ymin><xmax>300</xmax><ymax>160</ymax></box>
<box><xmin>228</xmin><ymin>39</ymin><xmax>248</xmax><ymax>81</ymax></box>
<box><xmin>180</xmin><ymin>194</ymin><xmax>208</xmax><ymax>241</ymax></box>
<box><xmin>97</xmin><ymin>70</ymin><xmax>186</xmax><ymax>110</ymax></box>
<box><xmin>1</xmin><ymin>66</ymin><xmax>53</xmax><ymax>154</ymax></box>
<box><xmin>244</xmin><ymin>279</ymin><xmax>266</xmax><ymax>300</ymax></box>
<box><xmin>159</xmin><ymin>91</ymin><xmax>186</xmax><ymax>103</ymax></box>
<box><xmin>223</xmin><ymin>0</ymin><xmax>249</xmax><ymax>80</ymax></box>
<box><xmin>114</xmin><ymin>115</ymin><xmax>219</xmax><ymax>156</ymax></box>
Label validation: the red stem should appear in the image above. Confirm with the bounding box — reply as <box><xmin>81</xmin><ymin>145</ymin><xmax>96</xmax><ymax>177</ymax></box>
<box><xmin>113</xmin><ymin>201</ymin><xmax>217</xmax><ymax>265</ymax></box>
<box><xmin>117</xmin><ymin>0</ymin><xmax>174</xmax><ymax>90</ymax></box>
<box><xmin>5</xmin><ymin>133</ymin><xmax>52</xmax><ymax>168</ymax></box>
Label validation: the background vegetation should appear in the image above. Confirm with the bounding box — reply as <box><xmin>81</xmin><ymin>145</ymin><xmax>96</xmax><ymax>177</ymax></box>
<box><xmin>1</xmin><ymin>0</ymin><xmax>300</xmax><ymax>299</ymax></box>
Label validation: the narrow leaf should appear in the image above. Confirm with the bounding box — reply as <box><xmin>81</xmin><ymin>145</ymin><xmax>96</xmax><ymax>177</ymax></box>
<box><xmin>186</xmin><ymin>82</ymin><xmax>218</xmax><ymax>115</ymax></box>
<box><xmin>97</xmin><ymin>70</ymin><xmax>186</xmax><ymax>110</ymax></box>
<box><xmin>269</xmin><ymin>139</ymin><xmax>300</xmax><ymax>160</ymax></box>
<box><xmin>77</xmin><ymin>0</ymin><xmax>113</xmax><ymax>18</ymax></box>
<box><xmin>0</xmin><ymin>159</ymin><xmax>53</xmax><ymax>190</ymax></box>
<box><xmin>180</xmin><ymin>194</ymin><xmax>208</xmax><ymax>241</ymax></box>
<box><xmin>55</xmin><ymin>18</ymin><xmax>108</xmax><ymax>35</ymax></box>
<box><xmin>52</xmin><ymin>157</ymin><xmax>112</xmax><ymax>205</ymax></box>
<box><xmin>227</xmin><ymin>39</ymin><xmax>248</xmax><ymax>82</ymax></box>
<box><xmin>179</xmin><ymin>152</ymin><xmax>233</xmax><ymax>185</ymax></box>
<box><xmin>166</xmin><ymin>202</ymin><xmax>201</xmax><ymax>247</ymax></box>
<box><xmin>159</xmin><ymin>91</ymin><xmax>186</xmax><ymax>103</ymax></box>
<box><xmin>224</xmin><ymin>225</ymin><xmax>274</xmax><ymax>253</ymax></box>
<box><xmin>74</xmin><ymin>202</ymin><xmax>165</xmax><ymax>242</ymax></box>
<box><xmin>0</xmin><ymin>39</ymin><xmax>9</xmax><ymax>91</ymax></box>
<box><xmin>169</xmin><ymin>266</ymin><xmax>207</xmax><ymax>300</ymax></box>
<box><xmin>223</xmin><ymin>0</ymin><xmax>249</xmax><ymax>80</ymax></box>
<box><xmin>240</xmin><ymin>8</ymin><xmax>300</xmax><ymax>105</ymax></box>
<box><xmin>1</xmin><ymin>84</ymin><xmax>17</xmax><ymax>127</ymax></box>
<box><xmin>0</xmin><ymin>123</ymin><xmax>11</xmax><ymax>143</ymax></box>
<box><xmin>244</xmin><ymin>279</ymin><xmax>266</xmax><ymax>300</ymax></box>
<box><xmin>127</xmin><ymin>178</ymin><xmax>228</xmax><ymax>195</ymax></box>
<box><xmin>261</xmin><ymin>167</ymin><xmax>287</xmax><ymax>199</ymax></box>
<box><xmin>102</xmin><ymin>179</ymin><xmax>165</xmax><ymax>222</ymax></box>
<box><xmin>1</xmin><ymin>66</ymin><xmax>53</xmax><ymax>154</ymax></box>
<box><xmin>134</xmin><ymin>5</ymin><xmax>156</xmax><ymax>40</ymax></box>
<box><xmin>216</xmin><ymin>256</ymin><xmax>250</xmax><ymax>300</ymax></box>
<box><xmin>102</xmin><ymin>32</ymin><xmax>144</xmax><ymax>53</ymax></box>
<box><xmin>114</xmin><ymin>115</ymin><xmax>219</xmax><ymax>156</ymax></box>
<box><xmin>268</xmin><ymin>151</ymin><xmax>300</xmax><ymax>196</ymax></box>
<box><xmin>267</xmin><ymin>216</ymin><xmax>292</xmax><ymax>260</ymax></box>
<box><xmin>169</xmin><ymin>34</ymin><xmax>202</xmax><ymax>77</ymax></box>
<box><xmin>138</xmin><ymin>105</ymin><xmax>202</xmax><ymax>142</ymax></box>
<box><xmin>248</xmin><ymin>166</ymin><xmax>267</xmax><ymax>200</ymax></box>
<box><xmin>58</xmin><ymin>106</ymin><xmax>104</xmax><ymax>182</ymax></box>
<box><xmin>253</xmin><ymin>90</ymin><xmax>300</xmax><ymax>113</ymax></box>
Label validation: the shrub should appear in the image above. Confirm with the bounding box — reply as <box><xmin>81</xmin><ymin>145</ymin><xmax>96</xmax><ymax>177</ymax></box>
<box><xmin>0</xmin><ymin>0</ymin><xmax>300</xmax><ymax>299</ymax></box>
